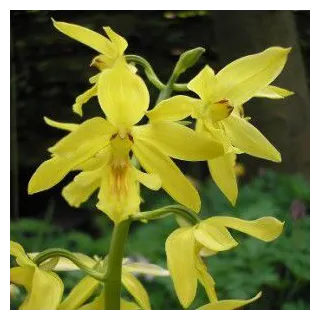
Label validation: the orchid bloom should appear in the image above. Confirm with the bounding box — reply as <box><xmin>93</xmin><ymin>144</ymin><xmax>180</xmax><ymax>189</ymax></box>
<box><xmin>10</xmin><ymin>241</ymin><xmax>63</xmax><ymax>310</ymax></box>
<box><xmin>148</xmin><ymin>47</ymin><xmax>293</xmax><ymax>205</ymax></box>
<box><xmin>28</xmin><ymin>59</ymin><xmax>224</xmax><ymax>223</ymax></box>
<box><xmin>165</xmin><ymin>215</ymin><xmax>284</xmax><ymax>308</ymax></box>
<box><xmin>52</xmin><ymin>19</ymin><xmax>130</xmax><ymax>116</ymax></box>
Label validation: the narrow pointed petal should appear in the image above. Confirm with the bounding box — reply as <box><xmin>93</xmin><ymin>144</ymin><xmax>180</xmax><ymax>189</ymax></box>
<box><xmin>72</xmin><ymin>84</ymin><xmax>97</xmax><ymax>116</ymax></box>
<box><xmin>10</xmin><ymin>241</ymin><xmax>33</xmax><ymax>267</ymax></box>
<box><xmin>103</xmin><ymin>27</ymin><xmax>128</xmax><ymax>55</ymax></box>
<box><xmin>132</xmin><ymin>138</ymin><xmax>200</xmax><ymax>212</ymax></box>
<box><xmin>44</xmin><ymin>117</ymin><xmax>79</xmax><ymax>132</ymax></box>
<box><xmin>255</xmin><ymin>85</ymin><xmax>294</xmax><ymax>99</ymax></box>
<box><xmin>223</xmin><ymin>114</ymin><xmax>281</xmax><ymax>162</ymax></box>
<box><xmin>195</xmin><ymin>257</ymin><xmax>218</xmax><ymax>302</ymax></box>
<box><xmin>208</xmin><ymin>153</ymin><xmax>238</xmax><ymax>206</ymax></box>
<box><xmin>62</xmin><ymin>170</ymin><xmax>101</xmax><ymax>208</ymax></box>
<box><xmin>194</xmin><ymin>222</ymin><xmax>238</xmax><ymax>252</ymax></box>
<box><xmin>98</xmin><ymin>60</ymin><xmax>149</xmax><ymax>127</ymax></box>
<box><xmin>52</xmin><ymin>19</ymin><xmax>115</xmax><ymax>57</ymax></box>
<box><xmin>48</xmin><ymin>117</ymin><xmax>114</xmax><ymax>156</ymax></box>
<box><xmin>10</xmin><ymin>266</ymin><xmax>34</xmax><ymax>292</ymax></box>
<box><xmin>59</xmin><ymin>276</ymin><xmax>100</xmax><ymax>310</ymax></box>
<box><xmin>207</xmin><ymin>216</ymin><xmax>284</xmax><ymax>242</ymax></box>
<box><xmin>188</xmin><ymin>65</ymin><xmax>222</xmax><ymax>102</ymax></box>
<box><xmin>165</xmin><ymin>228</ymin><xmax>198</xmax><ymax>308</ymax></box>
<box><xmin>147</xmin><ymin>95</ymin><xmax>199</xmax><ymax>122</ymax></box>
<box><xmin>198</xmin><ymin>292</ymin><xmax>262</xmax><ymax>310</ymax></box>
<box><xmin>121</xmin><ymin>270</ymin><xmax>151</xmax><ymax>310</ymax></box>
<box><xmin>133</xmin><ymin>167</ymin><xmax>161</xmax><ymax>190</ymax></box>
<box><xmin>123</xmin><ymin>262</ymin><xmax>169</xmax><ymax>277</ymax></box>
<box><xmin>79</xmin><ymin>292</ymin><xmax>104</xmax><ymax>310</ymax></box>
<box><xmin>133</xmin><ymin>121</ymin><xmax>224</xmax><ymax>161</ymax></box>
<box><xmin>217</xmin><ymin>47</ymin><xmax>291</xmax><ymax>106</ymax></box>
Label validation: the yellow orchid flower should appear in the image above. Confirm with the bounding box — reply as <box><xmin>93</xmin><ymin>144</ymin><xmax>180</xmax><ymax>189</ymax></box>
<box><xmin>165</xmin><ymin>215</ymin><xmax>284</xmax><ymax>308</ymax></box>
<box><xmin>52</xmin><ymin>19</ymin><xmax>130</xmax><ymax>116</ymax></box>
<box><xmin>52</xmin><ymin>254</ymin><xmax>169</xmax><ymax>310</ymax></box>
<box><xmin>28</xmin><ymin>59</ymin><xmax>224</xmax><ymax>223</ymax></box>
<box><xmin>147</xmin><ymin>47</ymin><xmax>293</xmax><ymax>206</ymax></box>
<box><xmin>10</xmin><ymin>241</ymin><xmax>64</xmax><ymax>310</ymax></box>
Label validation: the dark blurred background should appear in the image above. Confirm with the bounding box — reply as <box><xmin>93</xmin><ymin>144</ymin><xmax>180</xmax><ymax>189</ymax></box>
<box><xmin>10</xmin><ymin>10</ymin><xmax>310</xmax><ymax>310</ymax></box>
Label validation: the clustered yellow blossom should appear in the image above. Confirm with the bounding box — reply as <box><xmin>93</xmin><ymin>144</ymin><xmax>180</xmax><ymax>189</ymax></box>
<box><xmin>10</xmin><ymin>20</ymin><xmax>293</xmax><ymax>310</ymax></box>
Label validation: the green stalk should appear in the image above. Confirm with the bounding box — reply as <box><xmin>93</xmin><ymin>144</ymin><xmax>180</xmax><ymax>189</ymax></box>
<box><xmin>103</xmin><ymin>219</ymin><xmax>131</xmax><ymax>310</ymax></box>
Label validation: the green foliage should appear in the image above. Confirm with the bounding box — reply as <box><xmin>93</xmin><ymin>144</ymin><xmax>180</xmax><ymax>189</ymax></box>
<box><xmin>10</xmin><ymin>170</ymin><xmax>310</xmax><ymax>310</ymax></box>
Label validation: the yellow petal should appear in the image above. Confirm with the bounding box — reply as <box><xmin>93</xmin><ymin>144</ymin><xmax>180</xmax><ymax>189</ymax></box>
<box><xmin>147</xmin><ymin>95</ymin><xmax>199</xmax><ymax>122</ymax></box>
<box><xmin>222</xmin><ymin>114</ymin><xmax>281</xmax><ymax>162</ymax></box>
<box><xmin>103</xmin><ymin>26</ymin><xmax>128</xmax><ymax>55</ymax></box>
<box><xmin>98</xmin><ymin>60</ymin><xmax>149</xmax><ymax>127</ymax></box>
<box><xmin>217</xmin><ymin>47</ymin><xmax>291</xmax><ymax>106</ymax></box>
<box><xmin>48</xmin><ymin>117</ymin><xmax>113</xmax><ymax>156</ymax></box>
<box><xmin>59</xmin><ymin>276</ymin><xmax>100</xmax><ymax>310</ymax></box>
<box><xmin>121</xmin><ymin>299</ymin><xmax>140</xmax><ymax>310</ymax></box>
<box><xmin>123</xmin><ymin>262</ymin><xmax>169</xmax><ymax>277</ymax></box>
<box><xmin>132</xmin><ymin>138</ymin><xmax>200</xmax><ymax>212</ymax></box>
<box><xmin>97</xmin><ymin>167</ymin><xmax>140</xmax><ymax>223</ymax></box>
<box><xmin>52</xmin><ymin>19</ymin><xmax>115</xmax><ymax>57</ymax></box>
<box><xmin>208</xmin><ymin>153</ymin><xmax>238</xmax><ymax>206</ymax></box>
<box><xmin>121</xmin><ymin>270</ymin><xmax>151</xmax><ymax>310</ymax></box>
<box><xmin>255</xmin><ymin>85</ymin><xmax>294</xmax><ymax>99</ymax></box>
<box><xmin>78</xmin><ymin>292</ymin><xmax>104</xmax><ymax>310</ymax></box>
<box><xmin>133</xmin><ymin>167</ymin><xmax>161</xmax><ymax>190</ymax></box>
<box><xmin>194</xmin><ymin>222</ymin><xmax>238</xmax><ymax>251</ymax></box>
<box><xmin>53</xmin><ymin>253</ymin><xmax>97</xmax><ymax>271</ymax></box>
<box><xmin>72</xmin><ymin>84</ymin><xmax>97</xmax><ymax>116</ymax></box>
<box><xmin>207</xmin><ymin>216</ymin><xmax>284</xmax><ymax>242</ymax></box>
<box><xmin>195</xmin><ymin>256</ymin><xmax>217</xmax><ymax>302</ymax></box>
<box><xmin>133</xmin><ymin>121</ymin><xmax>224</xmax><ymax>161</ymax></box>
<box><xmin>44</xmin><ymin>117</ymin><xmax>79</xmax><ymax>132</ymax></box>
<box><xmin>62</xmin><ymin>170</ymin><xmax>101</xmax><ymax>208</ymax></box>
<box><xmin>198</xmin><ymin>292</ymin><xmax>262</xmax><ymax>310</ymax></box>
<box><xmin>188</xmin><ymin>65</ymin><xmax>223</xmax><ymax>102</ymax></box>
<box><xmin>10</xmin><ymin>241</ymin><xmax>33</xmax><ymax>267</ymax></box>
<box><xmin>207</xmin><ymin>100</ymin><xmax>234</xmax><ymax>123</ymax></box>
<box><xmin>10</xmin><ymin>267</ymin><xmax>62</xmax><ymax>311</ymax></box>
<box><xmin>165</xmin><ymin>228</ymin><xmax>197</xmax><ymax>308</ymax></box>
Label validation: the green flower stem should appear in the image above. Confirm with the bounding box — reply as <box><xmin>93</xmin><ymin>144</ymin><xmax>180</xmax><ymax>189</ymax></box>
<box><xmin>103</xmin><ymin>219</ymin><xmax>131</xmax><ymax>310</ymax></box>
<box><xmin>125</xmin><ymin>54</ymin><xmax>188</xmax><ymax>93</ymax></box>
<box><xmin>131</xmin><ymin>205</ymin><xmax>201</xmax><ymax>226</ymax></box>
<box><xmin>33</xmin><ymin>248</ymin><xmax>104</xmax><ymax>281</ymax></box>
<box><xmin>156</xmin><ymin>72</ymin><xmax>178</xmax><ymax>104</ymax></box>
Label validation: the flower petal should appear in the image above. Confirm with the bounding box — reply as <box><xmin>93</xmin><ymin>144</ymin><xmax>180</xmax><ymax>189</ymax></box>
<box><xmin>188</xmin><ymin>65</ymin><xmax>223</xmax><ymax>102</ymax></box>
<box><xmin>62</xmin><ymin>170</ymin><xmax>101</xmax><ymax>208</ymax></box>
<box><xmin>217</xmin><ymin>47</ymin><xmax>291</xmax><ymax>106</ymax></box>
<box><xmin>165</xmin><ymin>228</ymin><xmax>197</xmax><ymax>308</ymax></box>
<box><xmin>255</xmin><ymin>85</ymin><xmax>294</xmax><ymax>99</ymax></box>
<box><xmin>59</xmin><ymin>276</ymin><xmax>100</xmax><ymax>310</ymax></box>
<box><xmin>103</xmin><ymin>26</ymin><xmax>128</xmax><ymax>55</ymax></box>
<box><xmin>132</xmin><ymin>138</ymin><xmax>200</xmax><ymax>212</ymax></box>
<box><xmin>97</xmin><ymin>167</ymin><xmax>140</xmax><ymax>223</ymax></box>
<box><xmin>19</xmin><ymin>268</ymin><xmax>64</xmax><ymax>310</ymax></box>
<box><xmin>123</xmin><ymin>262</ymin><xmax>169</xmax><ymax>277</ymax></box>
<box><xmin>52</xmin><ymin>19</ymin><xmax>115</xmax><ymax>57</ymax></box>
<box><xmin>133</xmin><ymin>121</ymin><xmax>224</xmax><ymax>161</ymax></box>
<box><xmin>198</xmin><ymin>292</ymin><xmax>262</xmax><ymax>310</ymax></box>
<box><xmin>44</xmin><ymin>117</ymin><xmax>79</xmax><ymax>132</ymax></box>
<box><xmin>207</xmin><ymin>216</ymin><xmax>284</xmax><ymax>242</ymax></box>
<box><xmin>208</xmin><ymin>153</ymin><xmax>238</xmax><ymax>206</ymax></box>
<box><xmin>195</xmin><ymin>256</ymin><xmax>217</xmax><ymax>302</ymax></box>
<box><xmin>194</xmin><ymin>222</ymin><xmax>238</xmax><ymax>252</ymax></box>
<box><xmin>133</xmin><ymin>167</ymin><xmax>161</xmax><ymax>191</ymax></box>
<box><xmin>121</xmin><ymin>270</ymin><xmax>151</xmax><ymax>310</ymax></box>
<box><xmin>72</xmin><ymin>84</ymin><xmax>97</xmax><ymax>116</ymax></box>
<box><xmin>98</xmin><ymin>60</ymin><xmax>149</xmax><ymax>127</ymax></box>
<box><xmin>48</xmin><ymin>117</ymin><xmax>114</xmax><ymax>156</ymax></box>
<box><xmin>10</xmin><ymin>241</ymin><xmax>33</xmax><ymax>267</ymax></box>
<box><xmin>222</xmin><ymin>114</ymin><xmax>281</xmax><ymax>162</ymax></box>
<box><xmin>10</xmin><ymin>266</ymin><xmax>34</xmax><ymax>292</ymax></box>
<box><xmin>147</xmin><ymin>95</ymin><xmax>199</xmax><ymax>122</ymax></box>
